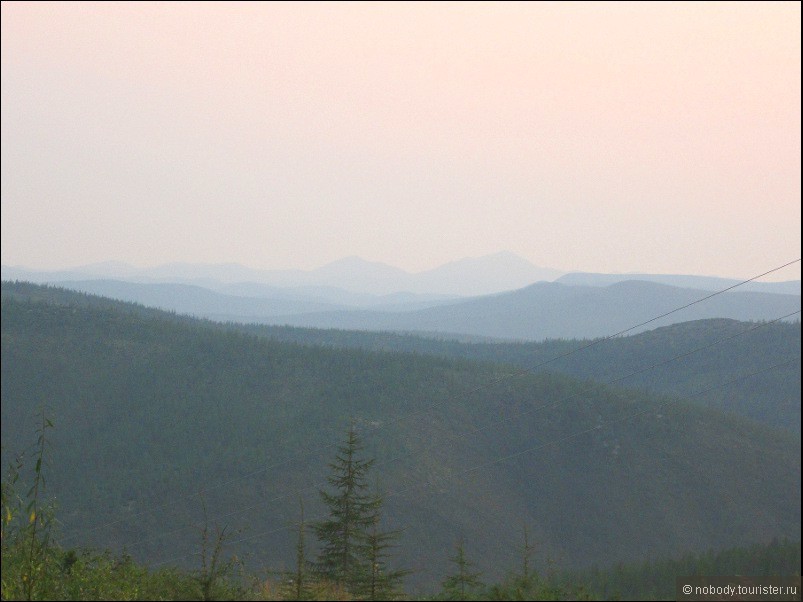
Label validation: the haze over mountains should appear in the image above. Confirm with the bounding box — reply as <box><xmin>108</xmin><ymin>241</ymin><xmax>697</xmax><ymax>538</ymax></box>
<box><xmin>2</xmin><ymin>252</ymin><xmax>799</xmax><ymax>342</ymax></box>
<box><xmin>3</xmin><ymin>251</ymin><xmax>797</xmax><ymax>298</ymax></box>
<box><xmin>260</xmin><ymin>281</ymin><xmax>800</xmax><ymax>341</ymax></box>
<box><xmin>1</xmin><ymin>251</ymin><xmax>564</xmax><ymax>297</ymax></box>
<box><xmin>557</xmin><ymin>272</ymin><xmax>801</xmax><ymax>295</ymax></box>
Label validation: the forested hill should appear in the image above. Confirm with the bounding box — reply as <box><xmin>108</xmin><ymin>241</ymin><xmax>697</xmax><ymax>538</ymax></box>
<box><xmin>1</xmin><ymin>282</ymin><xmax>800</xmax><ymax>590</ymax></box>
<box><xmin>5</xmin><ymin>281</ymin><xmax>799</xmax><ymax>433</ymax></box>
<box><xmin>1</xmin><ymin>279</ymin><xmax>200</xmax><ymax>321</ymax></box>
<box><xmin>236</xmin><ymin>318</ymin><xmax>802</xmax><ymax>433</ymax></box>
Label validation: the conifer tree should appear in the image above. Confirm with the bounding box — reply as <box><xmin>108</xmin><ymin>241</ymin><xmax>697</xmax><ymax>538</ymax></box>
<box><xmin>440</xmin><ymin>538</ymin><xmax>483</xmax><ymax>600</ymax></box>
<box><xmin>356</xmin><ymin>492</ymin><xmax>410</xmax><ymax>601</ymax></box>
<box><xmin>312</xmin><ymin>425</ymin><xmax>381</xmax><ymax>593</ymax></box>
<box><xmin>282</xmin><ymin>498</ymin><xmax>314</xmax><ymax>601</ymax></box>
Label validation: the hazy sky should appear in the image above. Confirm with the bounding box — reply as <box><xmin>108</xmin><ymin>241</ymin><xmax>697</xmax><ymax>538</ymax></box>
<box><xmin>2</xmin><ymin>2</ymin><xmax>800</xmax><ymax>280</ymax></box>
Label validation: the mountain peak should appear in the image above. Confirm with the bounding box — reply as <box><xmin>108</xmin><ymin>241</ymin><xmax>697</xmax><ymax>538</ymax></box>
<box><xmin>316</xmin><ymin>256</ymin><xmax>410</xmax><ymax>275</ymax></box>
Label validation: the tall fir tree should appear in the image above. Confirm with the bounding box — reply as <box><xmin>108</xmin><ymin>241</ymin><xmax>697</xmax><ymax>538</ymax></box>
<box><xmin>312</xmin><ymin>425</ymin><xmax>381</xmax><ymax>593</ymax></box>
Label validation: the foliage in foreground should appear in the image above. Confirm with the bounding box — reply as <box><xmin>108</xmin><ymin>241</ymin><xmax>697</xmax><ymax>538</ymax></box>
<box><xmin>566</xmin><ymin>537</ymin><xmax>802</xmax><ymax>601</ymax></box>
<box><xmin>2</xmin><ymin>415</ymin><xmax>799</xmax><ymax>600</ymax></box>
<box><xmin>0</xmin><ymin>418</ymin><xmax>597</xmax><ymax>601</ymax></box>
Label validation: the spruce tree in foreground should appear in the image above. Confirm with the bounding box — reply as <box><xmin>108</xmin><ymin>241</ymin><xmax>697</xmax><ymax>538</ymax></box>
<box><xmin>312</xmin><ymin>425</ymin><xmax>408</xmax><ymax>599</ymax></box>
<box><xmin>440</xmin><ymin>538</ymin><xmax>484</xmax><ymax>600</ymax></box>
<box><xmin>313</xmin><ymin>425</ymin><xmax>379</xmax><ymax>590</ymax></box>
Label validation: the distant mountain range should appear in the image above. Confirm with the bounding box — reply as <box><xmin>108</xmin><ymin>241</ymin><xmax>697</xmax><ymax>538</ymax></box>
<box><xmin>557</xmin><ymin>272</ymin><xmax>801</xmax><ymax>295</ymax></box>
<box><xmin>262</xmin><ymin>280</ymin><xmax>800</xmax><ymax>341</ymax></box>
<box><xmin>0</xmin><ymin>251</ymin><xmax>564</xmax><ymax>297</ymax></box>
<box><xmin>4</xmin><ymin>254</ymin><xmax>797</xmax><ymax>299</ymax></box>
<box><xmin>2</xmin><ymin>256</ymin><xmax>800</xmax><ymax>341</ymax></box>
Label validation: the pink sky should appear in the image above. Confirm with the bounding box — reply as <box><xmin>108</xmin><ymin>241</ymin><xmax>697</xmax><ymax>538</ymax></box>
<box><xmin>1</xmin><ymin>2</ymin><xmax>800</xmax><ymax>280</ymax></box>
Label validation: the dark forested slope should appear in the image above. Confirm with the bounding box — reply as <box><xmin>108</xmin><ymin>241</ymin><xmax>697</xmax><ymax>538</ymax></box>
<box><xmin>1</xmin><ymin>283</ymin><xmax>800</xmax><ymax>589</ymax></box>
<box><xmin>238</xmin><ymin>318</ymin><xmax>802</xmax><ymax>432</ymax></box>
